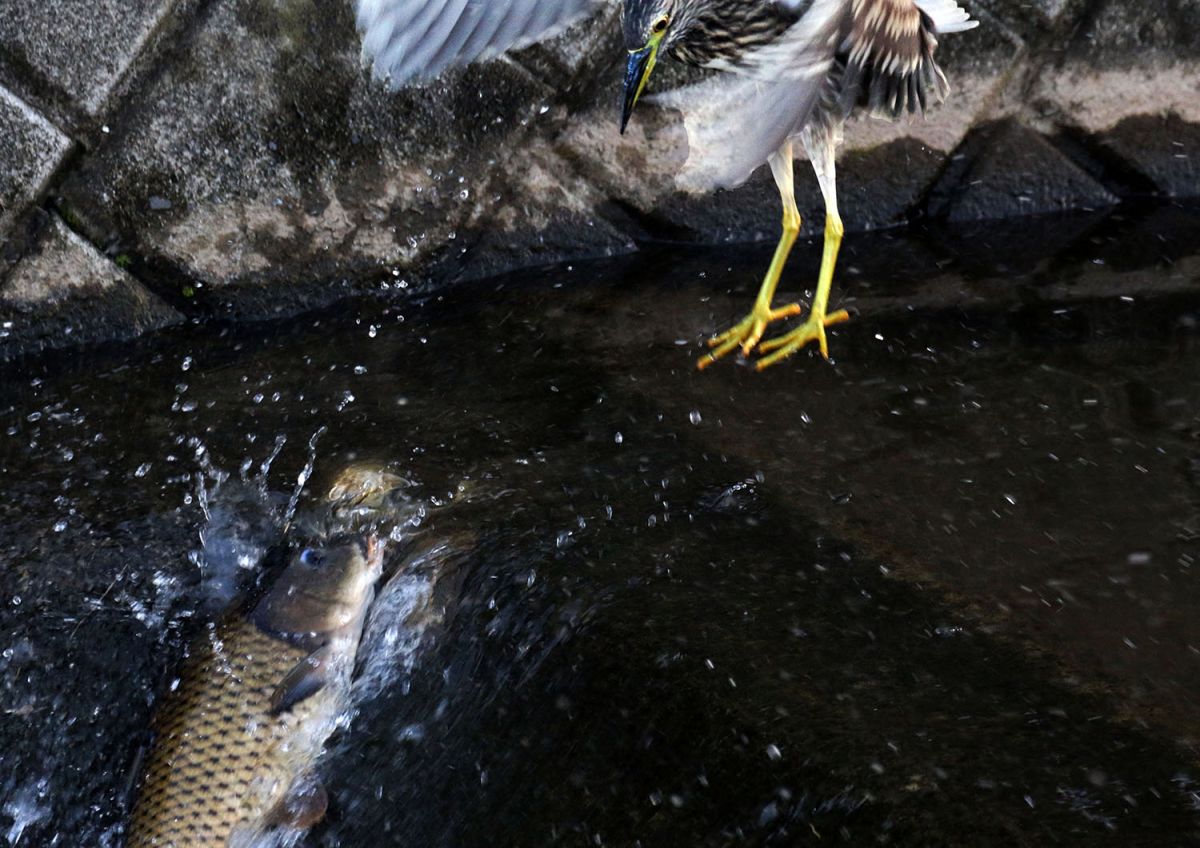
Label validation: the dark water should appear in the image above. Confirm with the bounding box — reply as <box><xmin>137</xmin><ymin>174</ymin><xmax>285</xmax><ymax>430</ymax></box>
<box><xmin>2</xmin><ymin>204</ymin><xmax>1200</xmax><ymax>846</ymax></box>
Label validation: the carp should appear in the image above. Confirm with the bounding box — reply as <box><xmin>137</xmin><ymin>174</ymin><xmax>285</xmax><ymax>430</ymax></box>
<box><xmin>126</xmin><ymin>536</ymin><xmax>385</xmax><ymax>847</ymax></box>
<box><xmin>127</xmin><ymin>464</ymin><xmax>425</xmax><ymax>847</ymax></box>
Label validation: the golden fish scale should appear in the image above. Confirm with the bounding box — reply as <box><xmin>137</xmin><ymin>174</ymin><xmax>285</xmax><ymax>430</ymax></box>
<box><xmin>127</xmin><ymin>619</ymin><xmax>329</xmax><ymax>847</ymax></box>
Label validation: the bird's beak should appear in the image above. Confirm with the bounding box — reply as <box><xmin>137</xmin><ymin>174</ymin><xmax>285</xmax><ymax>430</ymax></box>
<box><xmin>620</xmin><ymin>35</ymin><xmax>663</xmax><ymax>134</ymax></box>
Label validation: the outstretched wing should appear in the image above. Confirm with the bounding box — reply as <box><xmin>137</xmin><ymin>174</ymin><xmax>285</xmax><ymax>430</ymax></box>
<box><xmin>356</xmin><ymin>0</ymin><xmax>608</xmax><ymax>89</ymax></box>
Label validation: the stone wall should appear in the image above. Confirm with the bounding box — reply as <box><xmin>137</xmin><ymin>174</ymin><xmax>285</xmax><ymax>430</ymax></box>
<box><xmin>1</xmin><ymin>0</ymin><xmax>1197</xmax><ymax>359</ymax></box>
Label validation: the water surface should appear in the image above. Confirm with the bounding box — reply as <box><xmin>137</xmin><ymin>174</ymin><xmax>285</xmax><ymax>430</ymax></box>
<box><xmin>2</xmin><ymin>205</ymin><xmax>1199</xmax><ymax>845</ymax></box>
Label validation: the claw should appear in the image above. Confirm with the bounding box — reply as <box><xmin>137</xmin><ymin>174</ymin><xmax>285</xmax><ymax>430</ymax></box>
<box><xmin>696</xmin><ymin>302</ymin><xmax>804</xmax><ymax>371</ymax></box>
<box><xmin>755</xmin><ymin>309</ymin><xmax>851</xmax><ymax>371</ymax></box>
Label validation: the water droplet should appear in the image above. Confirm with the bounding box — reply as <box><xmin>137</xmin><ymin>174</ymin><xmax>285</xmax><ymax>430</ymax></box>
<box><xmin>614</xmin><ymin>432</ymin><xmax>624</xmax><ymax>445</ymax></box>
<box><xmin>52</xmin><ymin>520</ymin><xmax>67</xmax><ymax>533</ymax></box>
<box><xmin>134</xmin><ymin>462</ymin><xmax>152</xmax><ymax>478</ymax></box>
<box><xmin>688</xmin><ymin>410</ymin><xmax>702</xmax><ymax>425</ymax></box>
<box><xmin>181</xmin><ymin>356</ymin><xmax>193</xmax><ymax>371</ymax></box>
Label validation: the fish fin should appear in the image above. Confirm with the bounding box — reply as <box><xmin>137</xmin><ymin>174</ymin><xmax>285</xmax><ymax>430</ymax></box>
<box><xmin>269</xmin><ymin>649</ymin><xmax>329</xmax><ymax>714</ymax></box>
<box><xmin>266</xmin><ymin>777</ymin><xmax>329</xmax><ymax>829</ymax></box>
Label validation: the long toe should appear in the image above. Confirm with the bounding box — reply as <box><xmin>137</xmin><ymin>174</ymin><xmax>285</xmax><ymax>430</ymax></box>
<box><xmin>755</xmin><ymin>310</ymin><xmax>851</xmax><ymax>370</ymax></box>
<box><xmin>697</xmin><ymin>303</ymin><xmax>804</xmax><ymax>371</ymax></box>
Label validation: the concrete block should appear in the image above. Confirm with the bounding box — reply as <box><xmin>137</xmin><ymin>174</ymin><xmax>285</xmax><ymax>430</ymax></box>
<box><xmin>1094</xmin><ymin>114</ymin><xmax>1200</xmax><ymax>199</ymax></box>
<box><xmin>628</xmin><ymin>136</ymin><xmax>951</xmax><ymax>244</ymax></box>
<box><xmin>0</xmin><ymin>214</ymin><xmax>181</xmax><ymax>359</ymax></box>
<box><xmin>0</xmin><ymin>0</ymin><xmax>183</xmax><ymax>117</ymax></box>
<box><xmin>926</xmin><ymin>119</ymin><xmax>1118</xmax><ymax>222</ymax></box>
<box><xmin>55</xmin><ymin>0</ymin><xmax>616</xmax><ymax>313</ymax></box>
<box><xmin>0</xmin><ymin>85</ymin><xmax>71</xmax><ymax>255</ymax></box>
<box><xmin>1029</xmin><ymin>0</ymin><xmax>1200</xmax><ymax>135</ymax></box>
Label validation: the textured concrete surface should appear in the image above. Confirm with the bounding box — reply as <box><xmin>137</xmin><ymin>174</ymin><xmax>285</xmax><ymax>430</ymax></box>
<box><xmin>0</xmin><ymin>214</ymin><xmax>181</xmax><ymax>358</ymax></box>
<box><xmin>0</xmin><ymin>0</ymin><xmax>1197</xmax><ymax>359</ymax></box>
<box><xmin>53</xmin><ymin>0</ymin><xmax>628</xmax><ymax>312</ymax></box>
<box><xmin>0</xmin><ymin>0</ymin><xmax>185</xmax><ymax>119</ymax></box>
<box><xmin>926</xmin><ymin>120</ymin><xmax>1119</xmax><ymax>222</ymax></box>
<box><xmin>0</xmin><ymin>85</ymin><xmax>71</xmax><ymax>262</ymax></box>
<box><xmin>1096</xmin><ymin>115</ymin><xmax>1200</xmax><ymax>198</ymax></box>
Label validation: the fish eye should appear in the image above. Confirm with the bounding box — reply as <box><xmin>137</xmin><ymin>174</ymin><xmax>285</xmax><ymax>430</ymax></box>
<box><xmin>651</xmin><ymin>15</ymin><xmax>669</xmax><ymax>35</ymax></box>
<box><xmin>299</xmin><ymin>548</ymin><xmax>326</xmax><ymax>568</ymax></box>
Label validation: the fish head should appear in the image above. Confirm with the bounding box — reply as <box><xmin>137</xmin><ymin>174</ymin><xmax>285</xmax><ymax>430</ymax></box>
<box><xmin>252</xmin><ymin>537</ymin><xmax>385</xmax><ymax>639</ymax></box>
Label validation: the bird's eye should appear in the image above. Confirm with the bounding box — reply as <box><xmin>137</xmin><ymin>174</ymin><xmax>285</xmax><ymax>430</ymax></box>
<box><xmin>652</xmin><ymin>15</ymin><xmax>669</xmax><ymax>34</ymax></box>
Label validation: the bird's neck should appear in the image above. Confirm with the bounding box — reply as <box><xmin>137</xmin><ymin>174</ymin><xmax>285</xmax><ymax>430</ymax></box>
<box><xmin>668</xmin><ymin>0</ymin><xmax>798</xmax><ymax>67</ymax></box>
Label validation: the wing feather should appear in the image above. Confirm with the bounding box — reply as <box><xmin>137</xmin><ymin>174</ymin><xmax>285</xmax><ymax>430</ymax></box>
<box><xmin>356</xmin><ymin>0</ymin><xmax>606</xmax><ymax>88</ymax></box>
<box><xmin>913</xmin><ymin>0</ymin><xmax>978</xmax><ymax>33</ymax></box>
<box><xmin>397</xmin><ymin>0</ymin><xmax>475</xmax><ymax>76</ymax></box>
<box><xmin>841</xmin><ymin>0</ymin><xmax>977</xmax><ymax>118</ymax></box>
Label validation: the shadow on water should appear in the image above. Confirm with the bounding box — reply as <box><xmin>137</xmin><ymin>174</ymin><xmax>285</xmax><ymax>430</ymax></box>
<box><xmin>1</xmin><ymin>203</ymin><xmax>1200</xmax><ymax>845</ymax></box>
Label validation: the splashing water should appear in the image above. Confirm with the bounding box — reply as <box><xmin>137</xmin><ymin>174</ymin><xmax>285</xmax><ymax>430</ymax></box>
<box><xmin>283</xmin><ymin>427</ymin><xmax>328</xmax><ymax>531</ymax></box>
<box><xmin>3</xmin><ymin>778</ymin><xmax>50</xmax><ymax>846</ymax></box>
<box><xmin>353</xmin><ymin>539</ymin><xmax>469</xmax><ymax>706</ymax></box>
<box><xmin>191</xmin><ymin>437</ymin><xmax>290</xmax><ymax>611</ymax></box>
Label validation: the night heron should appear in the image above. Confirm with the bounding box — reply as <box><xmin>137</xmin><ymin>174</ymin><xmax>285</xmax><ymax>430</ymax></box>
<box><xmin>355</xmin><ymin>0</ymin><xmax>978</xmax><ymax>370</ymax></box>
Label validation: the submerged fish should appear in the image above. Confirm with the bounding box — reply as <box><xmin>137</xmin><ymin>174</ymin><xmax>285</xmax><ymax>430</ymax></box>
<box><xmin>126</xmin><ymin>535</ymin><xmax>386</xmax><ymax>847</ymax></box>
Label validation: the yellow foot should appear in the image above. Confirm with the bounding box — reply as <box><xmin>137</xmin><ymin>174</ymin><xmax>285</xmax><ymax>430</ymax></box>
<box><xmin>755</xmin><ymin>309</ymin><xmax>851</xmax><ymax>371</ymax></box>
<box><xmin>696</xmin><ymin>302</ymin><xmax>804</xmax><ymax>371</ymax></box>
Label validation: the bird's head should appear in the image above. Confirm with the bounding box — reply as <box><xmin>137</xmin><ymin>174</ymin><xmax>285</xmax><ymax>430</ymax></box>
<box><xmin>621</xmin><ymin>0</ymin><xmax>683</xmax><ymax>133</ymax></box>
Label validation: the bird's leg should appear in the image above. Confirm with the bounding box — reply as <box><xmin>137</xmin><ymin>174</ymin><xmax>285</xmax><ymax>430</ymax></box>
<box><xmin>757</xmin><ymin>128</ymin><xmax>851</xmax><ymax>370</ymax></box>
<box><xmin>697</xmin><ymin>143</ymin><xmax>805</xmax><ymax>371</ymax></box>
